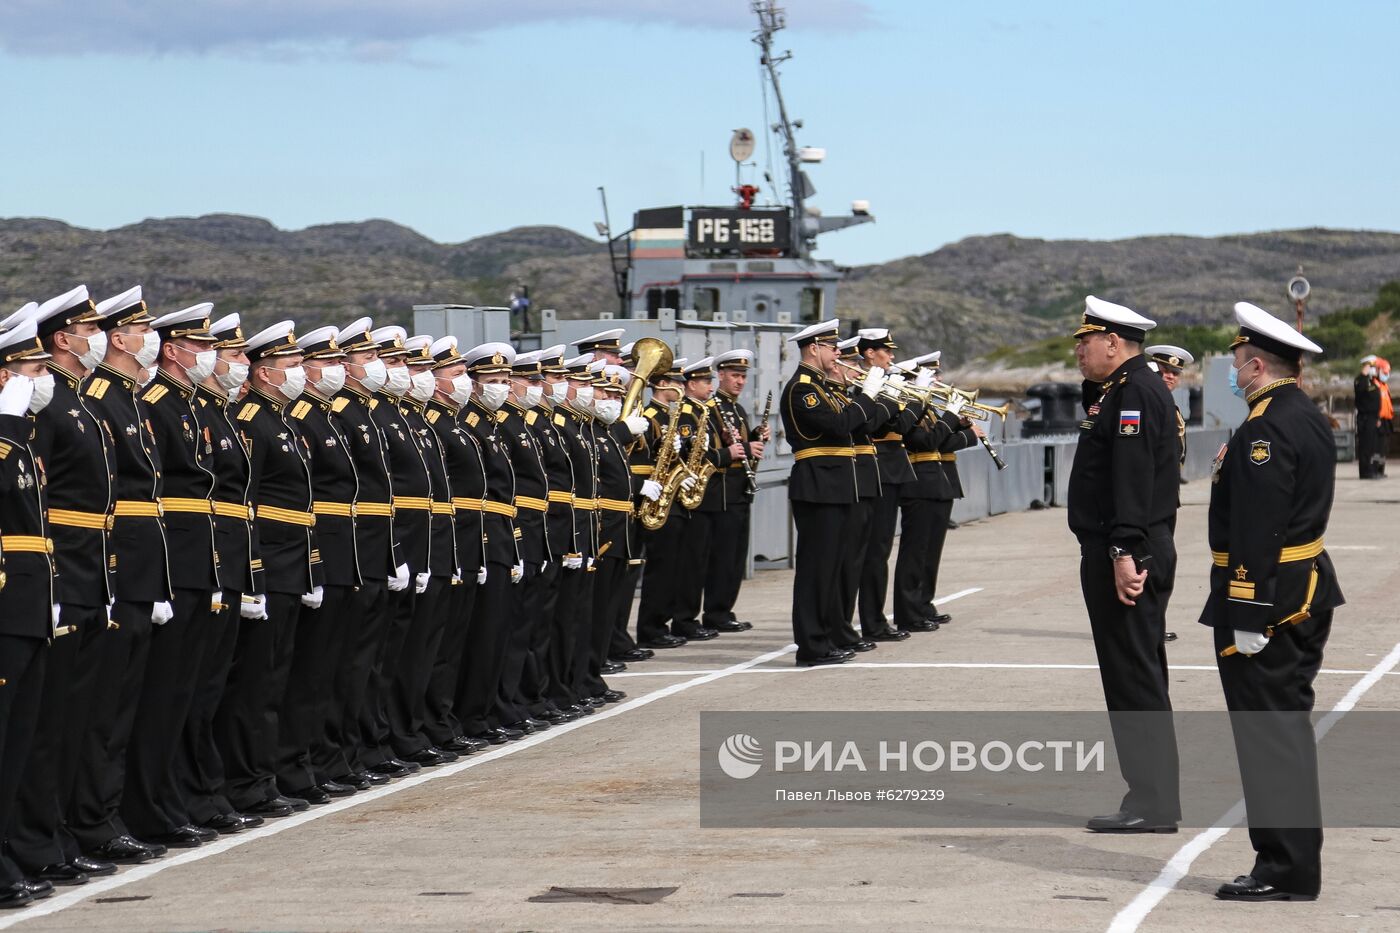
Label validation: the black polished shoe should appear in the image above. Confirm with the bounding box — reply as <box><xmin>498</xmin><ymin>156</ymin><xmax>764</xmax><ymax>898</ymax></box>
<box><xmin>135</xmin><ymin>838</ymin><xmax>167</xmax><ymax>858</ymax></box>
<box><xmin>387</xmin><ymin>757</ymin><xmax>421</xmax><ymax>774</ymax></box>
<box><xmin>569</xmin><ymin>703</ymin><xmax>595</xmax><ymax>716</ymax></box>
<box><xmin>601</xmin><ymin>660</ymin><xmax>626</xmax><ymax>674</ymax></box>
<box><xmin>870</xmin><ymin>629</ymin><xmax>911</xmax><ymax>642</ymax></box>
<box><xmin>318</xmin><ymin>780</ymin><xmax>357</xmax><ymax>797</ymax></box>
<box><xmin>21</xmin><ymin>880</ymin><xmax>53</xmax><ymax>900</ymax></box>
<box><xmin>1215</xmin><ymin>874</ymin><xmax>1316</xmax><ymax>902</ymax></box>
<box><xmin>929</xmin><ymin>612</ymin><xmax>952</xmax><ymax>625</ymax></box>
<box><xmin>899</xmin><ymin>619</ymin><xmax>938</xmax><ymax>633</ymax></box>
<box><xmin>0</xmin><ymin>882</ymin><xmax>32</xmax><ymax>910</ymax></box>
<box><xmin>602</xmin><ymin>689</ymin><xmax>627</xmax><ymax>703</ymax></box>
<box><xmin>522</xmin><ymin>717</ymin><xmax>551</xmax><ymax>731</ymax></box>
<box><xmin>710</xmin><ymin>619</ymin><xmax>748</xmax><ymax>633</ymax></box>
<box><xmin>1165</xmin><ymin>631</ymin><xmax>1178</xmax><ymax>642</ymax></box>
<box><xmin>472</xmin><ymin>730</ymin><xmax>509</xmax><ymax>746</ymax></box>
<box><xmin>493</xmin><ymin>725</ymin><xmax>525</xmax><ymax>741</ymax></box>
<box><xmin>243</xmin><ymin>798</ymin><xmax>294</xmax><ymax>818</ymax></box>
<box><xmin>640</xmin><ymin>634</ymin><xmax>688</xmax><ymax>649</ymax></box>
<box><xmin>848</xmin><ymin>640</ymin><xmax>877</xmax><ymax>652</ymax></box>
<box><xmin>361</xmin><ymin>769</ymin><xmax>392</xmax><ymax>785</ymax></box>
<box><xmin>30</xmin><ymin>864</ymin><xmax>87</xmax><ymax>886</ymax></box>
<box><xmin>287</xmin><ymin>784</ymin><xmax>331</xmax><ymax>805</ymax></box>
<box><xmin>407</xmin><ymin>747</ymin><xmax>458</xmax><ymax>766</ymax></box>
<box><xmin>1085</xmin><ymin>809</ymin><xmax>1178</xmax><ymax>834</ymax></box>
<box><xmin>457</xmin><ymin>734</ymin><xmax>492</xmax><ymax>752</ymax></box>
<box><xmin>610</xmin><ymin>648</ymin><xmax>652</xmax><ymax>662</ymax></box>
<box><xmin>836</xmin><ymin>648</ymin><xmax>857</xmax><ymax>660</ymax></box>
<box><xmin>797</xmin><ymin>652</ymin><xmax>850</xmax><ymax>668</ymax></box>
<box><xmin>368</xmin><ymin>760</ymin><xmax>413</xmax><ymax>779</ymax></box>
<box><xmin>141</xmin><ymin>826</ymin><xmax>205</xmax><ymax>849</ymax></box>
<box><xmin>88</xmin><ymin>835</ymin><xmax>155</xmax><ymax>864</ymax></box>
<box><xmin>185</xmin><ymin>823</ymin><xmax>219</xmax><ymax>842</ymax></box>
<box><xmin>338</xmin><ymin>771</ymin><xmax>372</xmax><ymax>790</ymax></box>
<box><xmin>71</xmin><ymin>856</ymin><xmax>117</xmax><ymax>876</ymax></box>
<box><xmin>539</xmin><ymin>709</ymin><xmax>575</xmax><ymax>725</ymax></box>
<box><xmin>200</xmin><ymin>812</ymin><xmax>247</xmax><ymax>834</ymax></box>
<box><xmin>235</xmin><ymin>812</ymin><xmax>265</xmax><ymax>830</ymax></box>
<box><xmin>441</xmin><ymin>736</ymin><xmax>477</xmax><ymax>754</ymax></box>
<box><xmin>676</xmin><ymin>626</ymin><xmax>719</xmax><ymax>641</ymax></box>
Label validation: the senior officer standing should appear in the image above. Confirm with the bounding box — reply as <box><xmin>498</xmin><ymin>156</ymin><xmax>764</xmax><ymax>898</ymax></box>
<box><xmin>1068</xmin><ymin>296</ymin><xmax>1182</xmax><ymax>834</ymax></box>
<box><xmin>1203</xmin><ymin>303</ymin><xmax>1342</xmax><ymax>903</ymax></box>
<box><xmin>780</xmin><ymin>319</ymin><xmax>891</xmax><ymax>667</ymax></box>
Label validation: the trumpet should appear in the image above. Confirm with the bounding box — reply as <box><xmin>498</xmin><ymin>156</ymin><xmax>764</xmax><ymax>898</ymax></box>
<box><xmin>837</xmin><ymin>360</ymin><xmax>1011</xmax><ymax>421</ymax></box>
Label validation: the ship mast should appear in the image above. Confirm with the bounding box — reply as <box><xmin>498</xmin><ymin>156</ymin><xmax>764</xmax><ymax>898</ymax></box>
<box><xmin>752</xmin><ymin>1</ymin><xmax>809</xmax><ymax>259</ymax></box>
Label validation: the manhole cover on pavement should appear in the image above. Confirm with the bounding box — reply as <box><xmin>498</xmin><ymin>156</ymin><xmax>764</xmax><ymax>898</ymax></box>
<box><xmin>528</xmin><ymin>886</ymin><xmax>678</xmax><ymax>905</ymax></box>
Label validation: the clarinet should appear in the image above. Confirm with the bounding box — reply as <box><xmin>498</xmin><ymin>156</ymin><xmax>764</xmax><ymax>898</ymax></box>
<box><xmin>750</xmin><ymin>391</ymin><xmax>773</xmax><ymax>495</ymax></box>
<box><xmin>720</xmin><ymin>403</ymin><xmax>759</xmax><ymax>497</ymax></box>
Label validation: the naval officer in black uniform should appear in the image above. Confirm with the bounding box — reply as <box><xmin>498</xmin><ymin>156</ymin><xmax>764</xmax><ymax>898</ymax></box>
<box><xmin>702</xmin><ymin>349</ymin><xmax>763</xmax><ymax>633</ymax></box>
<box><xmin>779</xmin><ymin>319</ymin><xmax>890</xmax><ymax>667</ymax></box>
<box><xmin>1067</xmin><ymin>295</ymin><xmax>1182</xmax><ymax>834</ymax></box>
<box><xmin>1204</xmin><ymin>302</ymin><xmax>1343</xmax><ymax>903</ymax></box>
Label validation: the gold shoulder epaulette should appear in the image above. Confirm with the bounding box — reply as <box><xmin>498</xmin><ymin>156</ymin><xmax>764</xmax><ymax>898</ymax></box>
<box><xmin>289</xmin><ymin>400</ymin><xmax>312</xmax><ymax>420</ymax></box>
<box><xmin>85</xmin><ymin>377</ymin><xmax>110</xmax><ymax>400</ymax></box>
<box><xmin>797</xmin><ymin>374</ymin><xmax>812</xmax><ymax>384</ymax></box>
<box><xmin>236</xmin><ymin>402</ymin><xmax>261</xmax><ymax>422</ymax></box>
<box><xmin>525</xmin><ymin>410</ymin><xmax>537</xmax><ymax>425</ymax></box>
<box><xmin>553</xmin><ymin>413</ymin><xmax>566</xmax><ymax>426</ymax></box>
<box><xmin>466</xmin><ymin>411</ymin><xmax>480</xmax><ymax>428</ymax></box>
<box><xmin>331</xmin><ymin>396</ymin><xmax>350</xmax><ymax>413</ymax></box>
<box><xmin>370</xmin><ymin>397</ymin><xmax>382</xmax><ymax>411</ymax></box>
<box><xmin>141</xmin><ymin>383</ymin><xmax>168</xmax><ymax>404</ymax></box>
<box><xmin>1247</xmin><ymin>398</ymin><xmax>1272</xmax><ymax>421</ymax></box>
<box><xmin>0</xmin><ymin>440</ymin><xmax>11</xmax><ymax>459</ymax></box>
<box><xmin>643</xmin><ymin>405</ymin><xmax>658</xmax><ymax>417</ymax></box>
<box><xmin>495</xmin><ymin>409</ymin><xmax>509</xmax><ymax>424</ymax></box>
<box><xmin>426</xmin><ymin>408</ymin><xmax>440</xmax><ymax>424</ymax></box>
<box><xmin>680</xmin><ymin>402</ymin><xmax>694</xmax><ymax>414</ymax></box>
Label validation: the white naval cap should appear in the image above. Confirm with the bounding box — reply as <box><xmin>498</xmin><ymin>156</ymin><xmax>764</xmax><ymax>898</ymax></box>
<box><xmin>537</xmin><ymin>344</ymin><xmax>568</xmax><ymax>372</ymax></box>
<box><xmin>0</xmin><ymin>317</ymin><xmax>51</xmax><ymax>363</ymax></box>
<box><xmin>370</xmin><ymin>325</ymin><xmax>408</xmax><ymax>357</ymax></box>
<box><xmin>1360</xmin><ymin>354</ymin><xmax>1378</xmax><ymax>365</ymax></box>
<box><xmin>713</xmin><ymin>349</ymin><xmax>753</xmax><ymax>370</ymax></box>
<box><xmin>95</xmin><ymin>285</ymin><xmax>153</xmax><ymax>330</ymax></box>
<box><xmin>894</xmin><ymin>350</ymin><xmax>941</xmax><ymax>372</ymax></box>
<box><xmin>245</xmin><ymin>320</ymin><xmax>301</xmax><ymax>362</ymax></box>
<box><xmin>33</xmin><ymin>286</ymin><xmax>98</xmax><ymax>337</ymax></box>
<box><xmin>151</xmin><ymin>302</ymin><xmax>217</xmax><ymax>341</ymax></box>
<box><xmin>462</xmin><ymin>341</ymin><xmax>515</xmax><ymax>373</ymax></box>
<box><xmin>787</xmin><ymin>318</ymin><xmax>840</xmax><ymax>346</ymax></box>
<box><xmin>430</xmin><ymin>336</ymin><xmax>464</xmax><ymax>369</ymax></box>
<box><xmin>1231</xmin><ymin>302</ymin><xmax>1322</xmax><ymax>362</ymax></box>
<box><xmin>856</xmin><ymin>327</ymin><xmax>897</xmax><ymax>351</ymax></box>
<box><xmin>1073</xmin><ymin>296</ymin><xmax>1156</xmax><ymax>342</ymax></box>
<box><xmin>297</xmin><ymin>325</ymin><xmax>345</xmax><ymax>359</ymax></box>
<box><xmin>836</xmin><ymin>335</ymin><xmax>861</xmax><ymax>355</ymax></box>
<box><xmin>403</xmin><ymin>335</ymin><xmax>434</xmax><ymax>365</ymax></box>
<box><xmin>682</xmin><ymin>356</ymin><xmax>714</xmax><ymax>378</ymax></box>
<box><xmin>620</xmin><ymin>341</ymin><xmax>636</xmax><ymax>358</ymax></box>
<box><xmin>595</xmin><ymin>363</ymin><xmax>629</xmax><ymax>390</ymax></box>
<box><xmin>511</xmin><ymin>349</ymin><xmax>543</xmax><ymax>374</ymax></box>
<box><xmin>573</xmin><ymin>328</ymin><xmax>624</xmax><ymax>352</ymax></box>
<box><xmin>336</xmin><ymin>316</ymin><xmax>378</xmax><ymax>352</ymax></box>
<box><xmin>564</xmin><ymin>352</ymin><xmax>595</xmax><ymax>375</ymax></box>
<box><xmin>1144</xmin><ymin>344</ymin><xmax>1195</xmax><ymax>370</ymax></box>
<box><xmin>0</xmin><ymin>302</ymin><xmax>39</xmax><ymax>332</ymax></box>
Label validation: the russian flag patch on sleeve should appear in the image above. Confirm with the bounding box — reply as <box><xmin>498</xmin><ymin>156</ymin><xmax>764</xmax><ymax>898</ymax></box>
<box><xmin>1118</xmin><ymin>410</ymin><xmax>1141</xmax><ymax>435</ymax></box>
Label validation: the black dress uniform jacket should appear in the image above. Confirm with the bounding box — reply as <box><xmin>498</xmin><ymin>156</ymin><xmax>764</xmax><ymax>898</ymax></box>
<box><xmin>237</xmin><ymin>388</ymin><xmax>313</xmax><ymax>596</ymax></box>
<box><xmin>404</xmin><ymin>399</ymin><xmax>457</xmax><ymax>578</ymax></box>
<box><xmin>0</xmin><ymin>412</ymin><xmax>54</xmax><ymax>637</ymax></box>
<box><xmin>33</xmin><ymin>363</ymin><xmax>113</xmax><ymax>607</ymax></box>
<box><xmin>834</xmin><ymin>382</ymin><xmax>887</xmax><ymax>500</ymax></box>
<box><xmin>871</xmin><ymin>402</ymin><xmax>921</xmax><ymax>487</ymax></box>
<box><xmin>140</xmin><ymin>370</ymin><xmax>218</xmax><ymax>591</ymax></box>
<box><xmin>596</xmin><ymin>421</ymin><xmax>635</xmax><ymax>559</ymax></box>
<box><xmin>498</xmin><ymin>402</ymin><xmax>549</xmax><ymax>564</ymax></box>
<box><xmin>289</xmin><ymin>393</ymin><xmax>361</xmax><ymax>588</ymax></box>
<box><xmin>900</xmin><ymin>410</ymin><xmax>969</xmax><ymax>500</ymax></box>
<box><xmin>553</xmin><ymin>406</ymin><xmax>596</xmax><ymax>559</ymax></box>
<box><xmin>780</xmin><ymin>363</ymin><xmax>886</xmax><ymax>504</ymax></box>
<box><xmin>330</xmin><ymin>387</ymin><xmax>398</xmax><ymax>581</ymax></box>
<box><xmin>680</xmin><ymin>397</ymin><xmax>734</xmax><ymax>512</ymax></box>
<box><xmin>1066</xmin><ymin>354</ymin><xmax>1179</xmax><ymax>559</ymax></box>
<box><xmin>84</xmin><ymin>363</ymin><xmax>170</xmax><ymax>602</ymax></box>
<box><xmin>462</xmin><ymin>399</ymin><xmax>519</xmax><ymax>568</ymax></box>
<box><xmin>371</xmin><ymin>391</ymin><xmax>431</xmax><ymax>574</ymax></box>
<box><xmin>526</xmin><ymin>404</ymin><xmax>578</xmax><ymax>560</ymax></box>
<box><xmin>426</xmin><ymin>399</ymin><xmax>487</xmax><ymax>575</ymax></box>
<box><xmin>1199</xmin><ymin>379</ymin><xmax>1344</xmax><ymax>634</ymax></box>
<box><xmin>197</xmin><ymin>386</ymin><xmax>254</xmax><ymax>594</ymax></box>
<box><xmin>713</xmin><ymin>391</ymin><xmax>757</xmax><ymax>504</ymax></box>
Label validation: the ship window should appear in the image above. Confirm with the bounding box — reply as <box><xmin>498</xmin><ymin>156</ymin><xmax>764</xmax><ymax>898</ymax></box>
<box><xmin>692</xmin><ymin>288</ymin><xmax>720</xmax><ymax>317</ymax></box>
<box><xmin>746</xmin><ymin>261</ymin><xmax>775</xmax><ymax>272</ymax></box>
<box><xmin>708</xmin><ymin>262</ymin><xmax>738</xmax><ymax>273</ymax></box>
<box><xmin>645</xmin><ymin>288</ymin><xmax>681</xmax><ymax>319</ymax></box>
<box><xmin>800</xmin><ymin>287</ymin><xmax>823</xmax><ymax>323</ymax></box>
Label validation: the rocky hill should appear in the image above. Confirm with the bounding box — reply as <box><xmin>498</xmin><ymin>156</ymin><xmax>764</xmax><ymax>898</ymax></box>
<box><xmin>3</xmin><ymin>215</ymin><xmax>1397</xmax><ymax>361</ymax></box>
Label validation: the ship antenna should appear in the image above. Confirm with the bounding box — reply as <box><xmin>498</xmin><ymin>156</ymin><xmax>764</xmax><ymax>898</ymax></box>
<box><xmin>752</xmin><ymin>1</ymin><xmax>807</xmax><ymax>259</ymax></box>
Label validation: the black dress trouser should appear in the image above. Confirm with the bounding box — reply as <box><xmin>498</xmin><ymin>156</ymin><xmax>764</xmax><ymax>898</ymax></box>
<box><xmin>636</xmin><ymin>513</ymin><xmax>686</xmax><ymax>643</ymax></box>
<box><xmin>834</xmin><ymin>497</ymin><xmax>875</xmax><ymax>646</ymax></box>
<box><xmin>789</xmin><ymin>500</ymin><xmax>852</xmax><ymax>662</ymax></box>
<box><xmin>218</xmin><ymin>592</ymin><xmax>300</xmax><ymax>811</ymax></box>
<box><xmin>423</xmin><ymin>577</ymin><xmax>476</xmax><ymax>748</ymax></box>
<box><xmin>336</xmin><ymin>581</ymin><xmax>386</xmax><ymax>776</ymax></box>
<box><xmin>176</xmin><ymin>593</ymin><xmax>241</xmax><ymax>825</ymax></box>
<box><xmin>892</xmin><ymin>498</ymin><xmax>952</xmax><ymax>629</ymax></box>
<box><xmin>390</xmin><ymin>577</ymin><xmax>449</xmax><ymax>757</ymax></box>
<box><xmin>278</xmin><ymin>583</ymin><xmax>355</xmax><ymax>792</ymax></box>
<box><xmin>857</xmin><ymin>490</ymin><xmax>900</xmax><ymax>635</ymax></box>
<box><xmin>0</xmin><ymin>635</ymin><xmax>46</xmax><ymax>885</ymax></box>
<box><xmin>457</xmin><ymin>564</ymin><xmax>513</xmax><ymax>737</ymax></box>
<box><xmin>702</xmin><ymin>503</ymin><xmax>749</xmax><ymax>628</ymax></box>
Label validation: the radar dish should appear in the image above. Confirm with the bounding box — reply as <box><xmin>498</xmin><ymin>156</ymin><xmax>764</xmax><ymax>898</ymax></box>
<box><xmin>730</xmin><ymin>128</ymin><xmax>756</xmax><ymax>163</ymax></box>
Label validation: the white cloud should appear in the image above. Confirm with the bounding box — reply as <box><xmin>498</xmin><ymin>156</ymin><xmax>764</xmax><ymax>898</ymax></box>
<box><xmin>0</xmin><ymin>0</ymin><xmax>875</xmax><ymax>59</ymax></box>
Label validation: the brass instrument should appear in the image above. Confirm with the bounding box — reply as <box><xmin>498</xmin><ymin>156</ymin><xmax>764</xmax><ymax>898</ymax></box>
<box><xmin>678</xmin><ymin>400</ymin><xmax>717</xmax><ymax>510</ymax></box>
<box><xmin>638</xmin><ymin>402</ymin><xmax>685</xmax><ymax>531</ymax></box>
<box><xmin>621</xmin><ymin>337</ymin><xmax>673</xmax><ymax>421</ymax></box>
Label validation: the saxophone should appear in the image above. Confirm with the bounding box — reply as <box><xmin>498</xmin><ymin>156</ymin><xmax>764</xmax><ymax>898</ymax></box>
<box><xmin>638</xmin><ymin>403</ymin><xmax>685</xmax><ymax>531</ymax></box>
<box><xmin>678</xmin><ymin>401</ymin><xmax>718</xmax><ymax>510</ymax></box>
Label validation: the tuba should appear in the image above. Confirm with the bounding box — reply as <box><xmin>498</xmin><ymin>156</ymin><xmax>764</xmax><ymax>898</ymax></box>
<box><xmin>622</xmin><ymin>337</ymin><xmax>673</xmax><ymax>421</ymax></box>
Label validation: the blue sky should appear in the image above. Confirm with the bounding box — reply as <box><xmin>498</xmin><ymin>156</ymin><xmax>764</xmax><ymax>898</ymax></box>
<box><xmin>3</xmin><ymin>0</ymin><xmax>1396</xmax><ymax>265</ymax></box>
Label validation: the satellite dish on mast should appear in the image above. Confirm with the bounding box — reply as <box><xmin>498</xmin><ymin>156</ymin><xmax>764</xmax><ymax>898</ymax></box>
<box><xmin>730</xmin><ymin>128</ymin><xmax>755</xmax><ymax>163</ymax></box>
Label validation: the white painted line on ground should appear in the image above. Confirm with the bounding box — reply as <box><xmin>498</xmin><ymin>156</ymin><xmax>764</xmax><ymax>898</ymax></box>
<box><xmin>0</xmin><ymin>641</ymin><xmax>798</xmax><ymax>930</ymax></box>
<box><xmin>1106</xmin><ymin>638</ymin><xmax>1400</xmax><ymax>933</ymax></box>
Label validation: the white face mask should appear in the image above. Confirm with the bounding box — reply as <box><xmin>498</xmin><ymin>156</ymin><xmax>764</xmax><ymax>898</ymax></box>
<box><xmin>138</xmin><ymin>367</ymin><xmax>156</xmax><ymax>387</ymax></box>
<box><xmin>548</xmin><ymin>381</ymin><xmax>569</xmax><ymax>404</ymax></box>
<box><xmin>76</xmin><ymin>331</ymin><xmax>107</xmax><ymax>370</ymax></box>
<box><xmin>277</xmin><ymin>365</ymin><xmax>306</xmax><ymax>401</ymax></box>
<box><xmin>28</xmin><ymin>372</ymin><xmax>54</xmax><ymax>414</ymax></box>
<box><xmin>185</xmin><ymin>349</ymin><xmax>217</xmax><ymax>384</ymax></box>
<box><xmin>123</xmin><ymin>330</ymin><xmax>160</xmax><ymax>369</ymax></box>
<box><xmin>479</xmin><ymin>382</ymin><xmax>510</xmax><ymax>410</ymax></box>
<box><xmin>445</xmin><ymin>374</ymin><xmax>473</xmax><ymax>405</ymax></box>
<box><xmin>522</xmin><ymin>384</ymin><xmax>544</xmax><ymax>408</ymax></box>
<box><xmin>314</xmin><ymin>363</ymin><xmax>346</xmax><ymax>397</ymax></box>
<box><xmin>594</xmin><ymin>398</ymin><xmax>622</xmax><ymax>423</ymax></box>
<box><xmin>216</xmin><ymin>359</ymin><xmax>249</xmax><ymax>394</ymax></box>
<box><xmin>573</xmin><ymin>384</ymin><xmax>594</xmax><ymax>410</ymax></box>
<box><xmin>384</xmin><ymin>364</ymin><xmax>411</xmax><ymax>397</ymax></box>
<box><xmin>409</xmin><ymin>369</ymin><xmax>435</xmax><ymax>403</ymax></box>
<box><xmin>356</xmin><ymin>358</ymin><xmax>388</xmax><ymax>393</ymax></box>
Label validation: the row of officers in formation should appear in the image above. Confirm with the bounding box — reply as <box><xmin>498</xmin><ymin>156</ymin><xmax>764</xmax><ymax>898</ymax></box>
<box><xmin>0</xmin><ymin>284</ymin><xmax>974</xmax><ymax>910</ymax></box>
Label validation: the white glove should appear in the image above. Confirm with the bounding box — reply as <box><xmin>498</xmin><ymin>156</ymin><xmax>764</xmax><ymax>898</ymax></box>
<box><xmin>1233</xmin><ymin>630</ymin><xmax>1270</xmax><ymax>656</ymax></box>
<box><xmin>640</xmin><ymin>479</ymin><xmax>663</xmax><ymax>502</ymax></box>
<box><xmin>914</xmin><ymin>368</ymin><xmax>935</xmax><ymax>389</ymax></box>
<box><xmin>151</xmin><ymin>600</ymin><xmax>174</xmax><ymax>625</ymax></box>
<box><xmin>885</xmin><ymin>373</ymin><xmax>907</xmax><ymax>390</ymax></box>
<box><xmin>414</xmin><ymin>571</ymin><xmax>430</xmax><ymax>594</ymax></box>
<box><xmin>861</xmin><ymin>365</ymin><xmax>886</xmax><ymax>399</ymax></box>
<box><xmin>240</xmin><ymin>594</ymin><xmax>268</xmax><ymax>620</ymax></box>
<box><xmin>563</xmin><ymin>554</ymin><xmax>583</xmax><ymax>570</ymax></box>
<box><xmin>0</xmin><ymin>374</ymin><xmax>34</xmax><ymax>417</ymax></box>
<box><xmin>300</xmin><ymin>585</ymin><xmax>324</xmax><ymax>609</ymax></box>
<box><xmin>680</xmin><ymin>474</ymin><xmax>697</xmax><ymax>492</ymax></box>
<box><xmin>388</xmin><ymin>562</ymin><xmax>411</xmax><ymax>592</ymax></box>
<box><xmin>477</xmin><ymin>566</ymin><xmax>487</xmax><ymax>585</ymax></box>
<box><xmin>510</xmin><ymin>561</ymin><xmax>525</xmax><ymax>584</ymax></box>
<box><xmin>672</xmin><ymin>434</ymin><xmax>683</xmax><ymax>453</ymax></box>
<box><xmin>451</xmin><ymin>570</ymin><xmax>462</xmax><ymax>585</ymax></box>
<box><xmin>51</xmin><ymin>603</ymin><xmax>64</xmax><ymax>637</ymax></box>
<box><xmin>586</xmin><ymin>557</ymin><xmax>595</xmax><ymax>571</ymax></box>
<box><xmin>624</xmin><ymin>415</ymin><xmax>649</xmax><ymax>437</ymax></box>
<box><xmin>944</xmin><ymin>394</ymin><xmax>966</xmax><ymax>418</ymax></box>
<box><xmin>211</xmin><ymin>590</ymin><xmax>224</xmax><ymax>612</ymax></box>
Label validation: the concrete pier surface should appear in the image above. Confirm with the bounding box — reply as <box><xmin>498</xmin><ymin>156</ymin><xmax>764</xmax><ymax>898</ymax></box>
<box><xmin>6</xmin><ymin>465</ymin><xmax>1398</xmax><ymax>933</ymax></box>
